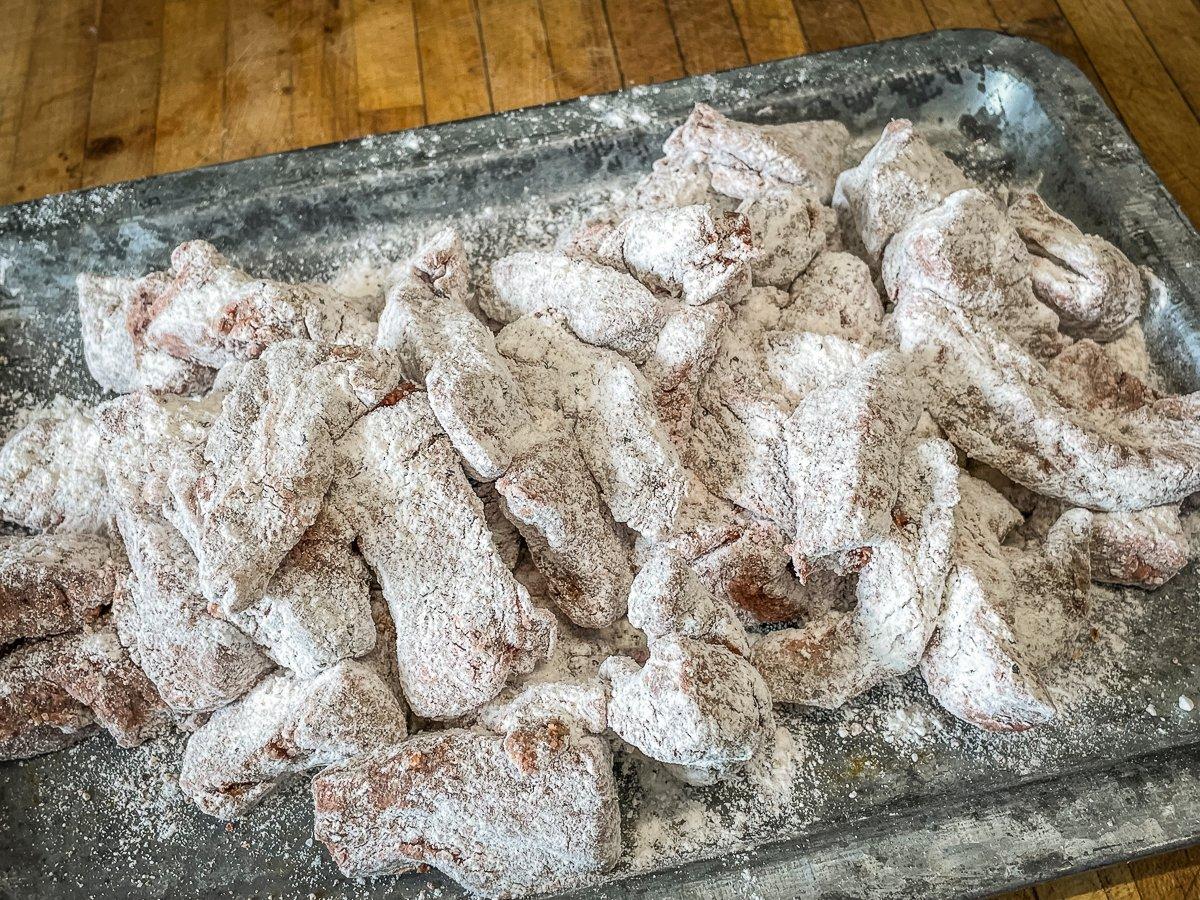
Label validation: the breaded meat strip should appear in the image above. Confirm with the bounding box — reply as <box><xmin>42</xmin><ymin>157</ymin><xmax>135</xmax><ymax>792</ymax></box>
<box><xmin>739</xmin><ymin>187</ymin><xmax>837</xmax><ymax>289</ymax></box>
<box><xmin>312</xmin><ymin>725</ymin><xmax>620</xmax><ymax>898</ymax></box>
<box><xmin>640</xmin><ymin>301</ymin><xmax>730</xmax><ymax>444</ymax></box>
<box><xmin>486</xmin><ymin>252</ymin><xmax>668</xmax><ymax>364</ymax></box>
<box><xmin>0</xmin><ymin>401</ymin><xmax>111</xmax><ymax>533</ymax></box>
<box><xmin>787</xmin><ymin>350</ymin><xmax>925</xmax><ymax>564</ymax></box>
<box><xmin>179</xmin><ymin>660</ymin><xmax>407</xmax><ymax>820</ymax></box>
<box><xmin>787</xmin><ymin>251</ymin><xmax>885</xmax><ymax>344</ymax></box>
<box><xmin>330</xmin><ymin>394</ymin><xmax>555</xmax><ymax>720</ymax></box>
<box><xmin>891</xmin><ymin>290</ymin><xmax>1200</xmax><ymax>511</ymax></box>
<box><xmin>882</xmin><ymin>188</ymin><xmax>1065</xmax><ymax>356</ymax></box>
<box><xmin>497</xmin><ymin>315</ymin><xmax>687</xmax><ymax>541</ymax></box>
<box><xmin>0</xmin><ymin>533</ymin><xmax>124</xmax><ymax>647</ymax></box>
<box><xmin>191</xmin><ymin>340</ymin><xmax>402</xmax><ymax>612</ymax></box>
<box><xmin>129</xmin><ymin>240</ymin><xmax>376</xmax><ymax>367</ymax></box>
<box><xmin>668</xmin><ymin>103</ymin><xmax>850</xmax><ymax>203</ymax></box>
<box><xmin>76</xmin><ymin>273</ymin><xmax>214</xmax><ymax>394</ymax></box>
<box><xmin>921</xmin><ymin>478</ymin><xmax>1092</xmax><ymax>732</ymax></box>
<box><xmin>1007</xmin><ymin>191</ymin><xmax>1144</xmax><ymax>340</ymax></box>
<box><xmin>0</xmin><ymin>635</ymin><xmax>97</xmax><ymax>760</ymax></box>
<box><xmin>497</xmin><ymin>433</ymin><xmax>633</xmax><ymax>629</ymax></box>
<box><xmin>562</xmin><ymin>204</ymin><xmax>756</xmax><ymax>306</ymax></box>
<box><xmin>753</xmin><ymin>438</ymin><xmax>959</xmax><ymax>708</ymax></box>
<box><xmin>833</xmin><ymin>118</ymin><xmax>973</xmax><ymax>266</ymax></box>
<box><xmin>377</xmin><ymin>229</ymin><xmax>532</xmax><ymax>480</ymax></box>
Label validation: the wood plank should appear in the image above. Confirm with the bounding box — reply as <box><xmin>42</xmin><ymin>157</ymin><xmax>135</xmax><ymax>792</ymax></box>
<box><xmin>289</xmin><ymin>0</ymin><xmax>360</xmax><ymax>148</ymax></box>
<box><xmin>1122</xmin><ymin>0</ymin><xmax>1200</xmax><ymax>119</ymax></box>
<box><xmin>82</xmin><ymin>0</ymin><xmax>164</xmax><ymax>188</ymax></box>
<box><xmin>0</xmin><ymin>0</ymin><xmax>39</xmax><ymax>201</ymax></box>
<box><xmin>986</xmin><ymin>0</ymin><xmax>1115</xmax><ymax>109</ymax></box>
<box><xmin>994</xmin><ymin>888</ymin><xmax>1038</xmax><ymax>900</ymax></box>
<box><xmin>351</xmin><ymin>0</ymin><xmax>423</xmax><ymax>135</ymax></box>
<box><xmin>1129</xmin><ymin>850</ymin><xmax>1191</xmax><ymax>899</ymax></box>
<box><xmin>604</xmin><ymin>0</ymin><xmax>686</xmax><ymax>85</ymax></box>
<box><xmin>224</xmin><ymin>0</ymin><xmax>294</xmax><ymax>161</ymax></box>
<box><xmin>540</xmin><ymin>0</ymin><xmax>621</xmax><ymax>98</ymax></box>
<box><xmin>1034</xmin><ymin>869</ymin><xmax>1109</xmax><ymax>900</ymax></box>
<box><xmin>730</xmin><ymin>0</ymin><xmax>807</xmax><ymax>63</ymax></box>
<box><xmin>922</xmin><ymin>0</ymin><xmax>1000</xmax><ymax>28</ymax></box>
<box><xmin>154</xmin><ymin>0</ymin><xmax>226</xmax><ymax>173</ymax></box>
<box><xmin>413</xmin><ymin>0</ymin><xmax>491</xmax><ymax>123</ymax></box>
<box><xmin>478</xmin><ymin>0</ymin><xmax>557</xmax><ymax>111</ymax></box>
<box><xmin>667</xmin><ymin>0</ymin><xmax>749</xmax><ymax>74</ymax></box>
<box><xmin>8</xmin><ymin>0</ymin><xmax>100</xmax><ymax>202</ymax></box>
<box><xmin>1096</xmin><ymin>861</ymin><xmax>1146</xmax><ymax>900</ymax></box>
<box><xmin>857</xmin><ymin>0</ymin><xmax>934</xmax><ymax>39</ymax></box>
<box><xmin>1057</xmin><ymin>0</ymin><xmax>1200</xmax><ymax>225</ymax></box>
<box><xmin>795</xmin><ymin>0</ymin><xmax>874</xmax><ymax>52</ymax></box>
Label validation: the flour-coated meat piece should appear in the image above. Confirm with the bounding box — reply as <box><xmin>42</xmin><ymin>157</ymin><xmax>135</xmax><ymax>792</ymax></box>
<box><xmin>0</xmin><ymin>635</ymin><xmax>97</xmax><ymax>761</ymax></box>
<box><xmin>739</xmin><ymin>187</ymin><xmax>837</xmax><ymax>289</ymax></box>
<box><xmin>787</xmin><ymin>251</ymin><xmax>884</xmax><ymax>344</ymax></box>
<box><xmin>640</xmin><ymin>301</ymin><xmax>730</xmax><ymax>444</ymax></box>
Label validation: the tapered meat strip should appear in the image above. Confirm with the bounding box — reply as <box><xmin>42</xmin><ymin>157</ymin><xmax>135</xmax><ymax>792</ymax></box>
<box><xmin>787</xmin><ymin>349</ymin><xmax>925</xmax><ymax>564</ymax></box>
<box><xmin>921</xmin><ymin>480</ymin><xmax>1092</xmax><ymax>733</ymax></box>
<box><xmin>129</xmin><ymin>240</ymin><xmax>376</xmax><ymax>367</ymax></box>
<box><xmin>1007</xmin><ymin>191</ymin><xmax>1144</xmax><ymax>340</ymax></box>
<box><xmin>891</xmin><ymin>290</ymin><xmax>1200</xmax><ymax>511</ymax></box>
<box><xmin>47</xmin><ymin>623</ymin><xmax>172</xmax><ymax>748</ymax></box>
<box><xmin>833</xmin><ymin>118</ymin><xmax>973</xmax><ymax>266</ymax></box>
<box><xmin>787</xmin><ymin>251</ymin><xmax>884</xmax><ymax>344</ymax></box>
<box><xmin>330</xmin><ymin>394</ymin><xmax>555</xmax><ymax>720</ymax></box>
<box><xmin>602</xmin><ymin>635</ymin><xmax>774</xmax><ymax>785</ymax></box>
<box><xmin>0</xmin><ymin>401</ymin><xmax>111</xmax><ymax>534</ymax></box>
<box><xmin>179</xmin><ymin>660</ymin><xmax>406</xmax><ymax>820</ymax></box>
<box><xmin>190</xmin><ymin>340</ymin><xmax>402</xmax><ymax>612</ymax></box>
<box><xmin>497</xmin><ymin>432</ymin><xmax>633</xmax><ymax>628</ymax></box>
<box><xmin>669</xmin><ymin>103</ymin><xmax>850</xmax><ymax>203</ymax></box>
<box><xmin>882</xmin><ymin>188</ymin><xmax>1065</xmax><ymax>356</ymax></box>
<box><xmin>640</xmin><ymin>301</ymin><xmax>730</xmax><ymax>443</ymax></box>
<box><xmin>76</xmin><ymin>273</ymin><xmax>215</xmax><ymax>395</ymax></box>
<box><xmin>0</xmin><ymin>533</ymin><xmax>125</xmax><ymax>647</ymax></box>
<box><xmin>562</xmin><ymin>204</ymin><xmax>756</xmax><ymax>306</ymax></box>
<box><xmin>739</xmin><ymin>187</ymin><xmax>837</xmax><ymax>289</ymax></box>
<box><xmin>753</xmin><ymin>438</ymin><xmax>959</xmax><ymax>708</ymax></box>
<box><xmin>377</xmin><ymin>229</ymin><xmax>532</xmax><ymax>480</ymax></box>
<box><xmin>312</xmin><ymin>725</ymin><xmax>620</xmax><ymax>897</ymax></box>
<box><xmin>0</xmin><ymin>635</ymin><xmax>96</xmax><ymax>761</ymax></box>
<box><xmin>497</xmin><ymin>315</ymin><xmax>687</xmax><ymax>541</ymax></box>
<box><xmin>485</xmin><ymin>252</ymin><xmax>668</xmax><ymax>364</ymax></box>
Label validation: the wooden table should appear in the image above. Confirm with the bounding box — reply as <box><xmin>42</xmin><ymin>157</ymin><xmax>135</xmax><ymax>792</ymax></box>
<box><xmin>3</xmin><ymin>2</ymin><xmax>1200</xmax><ymax>897</ymax></box>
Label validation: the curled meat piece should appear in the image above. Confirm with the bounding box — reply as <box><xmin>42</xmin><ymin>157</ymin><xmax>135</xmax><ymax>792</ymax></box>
<box><xmin>833</xmin><ymin>118</ymin><xmax>973</xmax><ymax>266</ymax></box>
<box><xmin>486</xmin><ymin>252</ymin><xmax>668</xmax><ymax>364</ymax></box>
<box><xmin>564</xmin><ymin>204</ymin><xmax>756</xmax><ymax>306</ymax></box>
<box><xmin>882</xmin><ymin>189</ymin><xmax>1064</xmax><ymax>356</ymax></box>
<box><xmin>602</xmin><ymin>635</ymin><xmax>774</xmax><ymax>785</ymax></box>
<box><xmin>669</xmin><ymin>103</ymin><xmax>850</xmax><ymax>203</ymax></box>
<box><xmin>0</xmin><ymin>401</ymin><xmax>111</xmax><ymax>534</ymax></box>
<box><xmin>1007</xmin><ymin>191</ymin><xmax>1144</xmax><ymax>340</ymax></box>
<box><xmin>1105</xmin><ymin>320</ymin><xmax>1153</xmax><ymax>381</ymax></box>
<box><xmin>48</xmin><ymin>623</ymin><xmax>172</xmax><ymax>749</ymax></box>
<box><xmin>640</xmin><ymin>301</ymin><xmax>730</xmax><ymax>443</ymax></box>
<box><xmin>312</xmin><ymin>725</ymin><xmax>621</xmax><ymax>897</ymax></box>
<box><xmin>921</xmin><ymin>480</ymin><xmax>1092</xmax><ymax>732</ymax></box>
<box><xmin>0</xmin><ymin>533</ymin><xmax>125</xmax><ymax>647</ymax></box>
<box><xmin>788</xmin><ymin>251</ymin><xmax>884</xmax><ymax>344</ymax></box>
<box><xmin>77</xmin><ymin>273</ymin><xmax>215</xmax><ymax>395</ymax></box>
<box><xmin>497</xmin><ymin>433</ymin><xmax>633</xmax><ymax>628</ymax></box>
<box><xmin>739</xmin><ymin>187</ymin><xmax>837</xmax><ymax>289</ymax></box>
<box><xmin>1045</xmin><ymin>338</ymin><xmax>1156</xmax><ymax>414</ymax></box>
<box><xmin>497</xmin><ymin>315</ymin><xmax>687</xmax><ymax>541</ymax></box>
<box><xmin>628</xmin><ymin>550</ymin><xmax>750</xmax><ymax>658</ymax></box>
<box><xmin>130</xmin><ymin>240</ymin><xmax>375</xmax><ymax>367</ymax></box>
<box><xmin>191</xmin><ymin>340</ymin><xmax>402</xmax><ymax>612</ymax></box>
<box><xmin>787</xmin><ymin>349</ymin><xmax>925</xmax><ymax>564</ymax></box>
<box><xmin>331</xmin><ymin>395</ymin><xmax>554</xmax><ymax>720</ymax></box>
<box><xmin>0</xmin><ymin>635</ymin><xmax>97</xmax><ymax>760</ymax></box>
<box><xmin>377</xmin><ymin>229</ymin><xmax>532</xmax><ymax>479</ymax></box>
<box><xmin>891</xmin><ymin>290</ymin><xmax>1200</xmax><ymax>511</ymax></box>
<box><xmin>753</xmin><ymin>438</ymin><xmax>959</xmax><ymax>708</ymax></box>
<box><xmin>180</xmin><ymin>660</ymin><xmax>407</xmax><ymax>820</ymax></box>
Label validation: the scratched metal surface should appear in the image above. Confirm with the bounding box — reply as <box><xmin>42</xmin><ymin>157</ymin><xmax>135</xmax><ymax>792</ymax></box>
<box><xmin>1</xmin><ymin>29</ymin><xmax>1199</xmax><ymax>900</ymax></box>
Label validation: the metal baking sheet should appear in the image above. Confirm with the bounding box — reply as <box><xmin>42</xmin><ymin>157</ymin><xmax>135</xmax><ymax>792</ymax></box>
<box><xmin>2</xmin><ymin>29</ymin><xmax>1200</xmax><ymax>900</ymax></box>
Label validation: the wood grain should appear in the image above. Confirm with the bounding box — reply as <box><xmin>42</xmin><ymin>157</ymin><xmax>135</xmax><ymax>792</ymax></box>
<box><xmin>795</xmin><ymin>0</ymin><xmax>874</xmax><ymax>53</ymax></box>
<box><xmin>922</xmin><ymin>0</ymin><xmax>1000</xmax><ymax>29</ymax></box>
<box><xmin>290</xmin><ymin>0</ymin><xmax>361</xmax><ymax>147</ymax></box>
<box><xmin>1121</xmin><ymin>0</ymin><xmax>1200</xmax><ymax>120</ymax></box>
<box><xmin>224</xmin><ymin>0</ymin><xmax>293</xmax><ymax>160</ymax></box>
<box><xmin>729</xmin><ymin>0</ymin><xmax>807</xmax><ymax>62</ymax></box>
<box><xmin>667</xmin><ymin>0</ymin><xmax>749</xmax><ymax>74</ymax></box>
<box><xmin>154</xmin><ymin>0</ymin><xmax>226</xmax><ymax>173</ymax></box>
<box><xmin>414</xmin><ymin>0</ymin><xmax>491</xmax><ymax>123</ymax></box>
<box><xmin>604</xmin><ymin>0</ymin><xmax>686</xmax><ymax>85</ymax></box>
<box><xmin>478</xmin><ymin>0</ymin><xmax>557</xmax><ymax>110</ymax></box>
<box><xmin>541</xmin><ymin>0</ymin><xmax>621</xmax><ymax>96</ymax></box>
<box><xmin>858</xmin><ymin>0</ymin><xmax>934</xmax><ymax>39</ymax></box>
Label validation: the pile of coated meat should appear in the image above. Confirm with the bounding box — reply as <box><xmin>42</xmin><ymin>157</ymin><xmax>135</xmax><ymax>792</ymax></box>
<box><xmin>2</xmin><ymin>104</ymin><xmax>1198</xmax><ymax>898</ymax></box>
